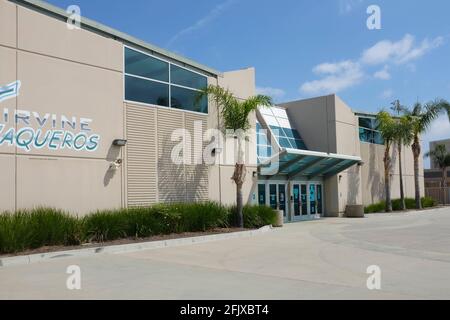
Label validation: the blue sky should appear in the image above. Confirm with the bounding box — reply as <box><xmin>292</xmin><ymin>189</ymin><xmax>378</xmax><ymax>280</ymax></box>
<box><xmin>47</xmin><ymin>0</ymin><xmax>450</xmax><ymax>167</ymax></box>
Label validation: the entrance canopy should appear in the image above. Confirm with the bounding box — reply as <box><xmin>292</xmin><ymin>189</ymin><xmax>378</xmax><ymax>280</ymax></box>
<box><xmin>259</xmin><ymin>148</ymin><xmax>362</xmax><ymax>179</ymax></box>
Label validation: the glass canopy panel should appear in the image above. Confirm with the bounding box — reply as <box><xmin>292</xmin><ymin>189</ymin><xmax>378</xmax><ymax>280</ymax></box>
<box><xmin>259</xmin><ymin>150</ymin><xmax>360</xmax><ymax>178</ymax></box>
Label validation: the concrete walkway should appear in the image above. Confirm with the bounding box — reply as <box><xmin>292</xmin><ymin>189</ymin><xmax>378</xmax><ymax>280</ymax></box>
<box><xmin>1</xmin><ymin>207</ymin><xmax>450</xmax><ymax>299</ymax></box>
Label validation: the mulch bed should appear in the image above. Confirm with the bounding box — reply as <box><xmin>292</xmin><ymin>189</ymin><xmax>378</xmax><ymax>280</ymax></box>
<box><xmin>0</xmin><ymin>227</ymin><xmax>250</xmax><ymax>258</ymax></box>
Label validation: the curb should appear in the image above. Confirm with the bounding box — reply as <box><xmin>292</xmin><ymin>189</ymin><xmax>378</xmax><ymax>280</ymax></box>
<box><xmin>0</xmin><ymin>225</ymin><xmax>273</xmax><ymax>268</ymax></box>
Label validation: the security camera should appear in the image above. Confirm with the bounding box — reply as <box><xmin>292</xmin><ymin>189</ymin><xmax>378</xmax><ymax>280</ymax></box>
<box><xmin>109</xmin><ymin>159</ymin><xmax>123</xmax><ymax>170</ymax></box>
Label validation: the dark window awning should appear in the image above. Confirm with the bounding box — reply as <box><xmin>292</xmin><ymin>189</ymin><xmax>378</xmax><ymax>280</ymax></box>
<box><xmin>259</xmin><ymin>148</ymin><xmax>362</xmax><ymax>179</ymax></box>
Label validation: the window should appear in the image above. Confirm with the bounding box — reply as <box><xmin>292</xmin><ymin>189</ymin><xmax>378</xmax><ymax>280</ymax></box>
<box><xmin>171</xmin><ymin>86</ymin><xmax>207</xmax><ymax>113</ymax></box>
<box><xmin>259</xmin><ymin>107</ymin><xmax>308</xmax><ymax>150</ymax></box>
<box><xmin>358</xmin><ymin>116</ymin><xmax>384</xmax><ymax>145</ymax></box>
<box><xmin>125</xmin><ymin>47</ymin><xmax>169</xmax><ymax>82</ymax></box>
<box><xmin>124</xmin><ymin>47</ymin><xmax>208</xmax><ymax>114</ymax></box>
<box><xmin>171</xmin><ymin>64</ymin><xmax>207</xmax><ymax>90</ymax></box>
<box><xmin>256</xmin><ymin>122</ymin><xmax>272</xmax><ymax>163</ymax></box>
<box><xmin>125</xmin><ymin>75</ymin><xmax>169</xmax><ymax>106</ymax></box>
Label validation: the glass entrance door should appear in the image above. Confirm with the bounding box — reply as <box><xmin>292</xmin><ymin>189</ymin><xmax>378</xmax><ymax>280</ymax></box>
<box><xmin>301</xmin><ymin>184</ymin><xmax>308</xmax><ymax>216</ymax></box>
<box><xmin>317</xmin><ymin>184</ymin><xmax>323</xmax><ymax>215</ymax></box>
<box><xmin>293</xmin><ymin>184</ymin><xmax>300</xmax><ymax>217</ymax></box>
<box><xmin>258</xmin><ymin>184</ymin><xmax>266</xmax><ymax>206</ymax></box>
<box><xmin>309</xmin><ymin>183</ymin><xmax>323</xmax><ymax>218</ymax></box>
<box><xmin>309</xmin><ymin>184</ymin><xmax>317</xmax><ymax>215</ymax></box>
<box><xmin>269</xmin><ymin>184</ymin><xmax>277</xmax><ymax>210</ymax></box>
<box><xmin>278</xmin><ymin>184</ymin><xmax>286</xmax><ymax>220</ymax></box>
<box><xmin>293</xmin><ymin>183</ymin><xmax>308</xmax><ymax>220</ymax></box>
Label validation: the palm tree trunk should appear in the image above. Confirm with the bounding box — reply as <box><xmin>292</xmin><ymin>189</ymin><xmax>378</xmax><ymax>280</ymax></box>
<box><xmin>232</xmin><ymin>137</ymin><xmax>246</xmax><ymax>228</ymax></box>
<box><xmin>236</xmin><ymin>178</ymin><xmax>244</xmax><ymax>227</ymax></box>
<box><xmin>384</xmin><ymin>144</ymin><xmax>392</xmax><ymax>212</ymax></box>
<box><xmin>398</xmin><ymin>142</ymin><xmax>406</xmax><ymax>210</ymax></box>
<box><xmin>443</xmin><ymin>167</ymin><xmax>447</xmax><ymax>205</ymax></box>
<box><xmin>412</xmin><ymin>136</ymin><xmax>422</xmax><ymax>209</ymax></box>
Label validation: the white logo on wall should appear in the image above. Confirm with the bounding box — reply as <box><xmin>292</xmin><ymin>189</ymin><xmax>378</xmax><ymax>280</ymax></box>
<box><xmin>0</xmin><ymin>81</ymin><xmax>100</xmax><ymax>152</ymax></box>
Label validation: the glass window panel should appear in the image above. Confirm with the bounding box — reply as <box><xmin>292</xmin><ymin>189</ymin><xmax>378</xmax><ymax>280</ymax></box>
<box><xmin>125</xmin><ymin>75</ymin><xmax>169</xmax><ymax>107</ymax></box>
<box><xmin>279</xmin><ymin>137</ymin><xmax>293</xmax><ymax>148</ymax></box>
<box><xmin>171</xmin><ymin>86</ymin><xmax>208</xmax><ymax>113</ymax></box>
<box><xmin>272</xmin><ymin>107</ymin><xmax>289</xmax><ymax>118</ymax></box>
<box><xmin>171</xmin><ymin>64</ymin><xmax>207</xmax><ymax>90</ymax></box>
<box><xmin>292</xmin><ymin>129</ymin><xmax>302</xmax><ymax>139</ymax></box>
<box><xmin>283</xmin><ymin>128</ymin><xmax>295</xmax><ymax>138</ymax></box>
<box><xmin>359</xmin><ymin>117</ymin><xmax>372</xmax><ymax>129</ymax></box>
<box><xmin>263</xmin><ymin>115</ymin><xmax>279</xmax><ymax>126</ymax></box>
<box><xmin>257</xmin><ymin>134</ymin><xmax>268</xmax><ymax>145</ymax></box>
<box><xmin>277</xmin><ymin>117</ymin><xmax>291</xmax><ymax>128</ymax></box>
<box><xmin>373</xmin><ymin>131</ymin><xmax>384</xmax><ymax>145</ymax></box>
<box><xmin>125</xmin><ymin>48</ymin><xmax>169</xmax><ymax>82</ymax></box>
<box><xmin>259</xmin><ymin>107</ymin><xmax>274</xmax><ymax>116</ymax></box>
<box><xmin>270</xmin><ymin>126</ymin><xmax>287</xmax><ymax>137</ymax></box>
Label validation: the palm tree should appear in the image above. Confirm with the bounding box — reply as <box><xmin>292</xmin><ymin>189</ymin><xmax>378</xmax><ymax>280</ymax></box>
<box><xmin>402</xmin><ymin>99</ymin><xmax>450</xmax><ymax>209</ymax></box>
<box><xmin>199</xmin><ymin>85</ymin><xmax>272</xmax><ymax>228</ymax></box>
<box><xmin>425</xmin><ymin>144</ymin><xmax>450</xmax><ymax>204</ymax></box>
<box><xmin>376</xmin><ymin>111</ymin><xmax>398</xmax><ymax>212</ymax></box>
<box><xmin>391</xmin><ymin>100</ymin><xmax>413</xmax><ymax>210</ymax></box>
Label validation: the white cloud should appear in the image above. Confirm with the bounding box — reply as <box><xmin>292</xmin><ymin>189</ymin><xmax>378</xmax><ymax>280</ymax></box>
<box><xmin>300</xmin><ymin>61</ymin><xmax>364</xmax><ymax>95</ymax></box>
<box><xmin>374</xmin><ymin>65</ymin><xmax>391</xmax><ymax>80</ymax></box>
<box><xmin>256</xmin><ymin>86</ymin><xmax>286</xmax><ymax>99</ymax></box>
<box><xmin>166</xmin><ymin>0</ymin><xmax>235</xmax><ymax>47</ymax></box>
<box><xmin>361</xmin><ymin>34</ymin><xmax>444</xmax><ymax>65</ymax></box>
<box><xmin>380</xmin><ymin>89</ymin><xmax>394</xmax><ymax>99</ymax></box>
<box><xmin>300</xmin><ymin>34</ymin><xmax>445</xmax><ymax>96</ymax></box>
<box><xmin>421</xmin><ymin>114</ymin><xmax>450</xmax><ymax>168</ymax></box>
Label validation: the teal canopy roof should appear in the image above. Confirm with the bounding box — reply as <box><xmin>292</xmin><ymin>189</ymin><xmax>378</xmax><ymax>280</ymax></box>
<box><xmin>259</xmin><ymin>148</ymin><xmax>362</xmax><ymax>179</ymax></box>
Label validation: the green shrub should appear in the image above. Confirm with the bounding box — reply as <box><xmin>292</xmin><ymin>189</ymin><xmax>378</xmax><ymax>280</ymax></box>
<box><xmin>365</xmin><ymin>197</ymin><xmax>438</xmax><ymax>213</ymax></box>
<box><xmin>125</xmin><ymin>205</ymin><xmax>181</xmax><ymax>238</ymax></box>
<box><xmin>0</xmin><ymin>208</ymin><xmax>81</xmax><ymax>254</ymax></box>
<box><xmin>421</xmin><ymin>197</ymin><xmax>437</xmax><ymax>208</ymax></box>
<box><xmin>364</xmin><ymin>201</ymin><xmax>386</xmax><ymax>213</ymax></box>
<box><xmin>230</xmin><ymin>205</ymin><xmax>277</xmax><ymax>228</ymax></box>
<box><xmin>170</xmin><ymin>202</ymin><xmax>229</xmax><ymax>232</ymax></box>
<box><xmin>81</xmin><ymin>210</ymin><xmax>129</xmax><ymax>242</ymax></box>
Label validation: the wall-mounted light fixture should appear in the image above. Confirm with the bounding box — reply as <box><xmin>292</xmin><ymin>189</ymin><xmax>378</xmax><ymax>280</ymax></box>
<box><xmin>112</xmin><ymin>139</ymin><xmax>127</xmax><ymax>147</ymax></box>
<box><xmin>253</xmin><ymin>171</ymin><xmax>258</xmax><ymax>178</ymax></box>
<box><xmin>211</xmin><ymin>147</ymin><xmax>223</xmax><ymax>157</ymax></box>
<box><xmin>338</xmin><ymin>174</ymin><xmax>343</xmax><ymax>182</ymax></box>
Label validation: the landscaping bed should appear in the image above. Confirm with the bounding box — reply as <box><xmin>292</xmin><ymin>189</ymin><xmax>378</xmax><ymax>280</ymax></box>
<box><xmin>0</xmin><ymin>202</ymin><xmax>277</xmax><ymax>256</ymax></box>
<box><xmin>364</xmin><ymin>197</ymin><xmax>438</xmax><ymax>213</ymax></box>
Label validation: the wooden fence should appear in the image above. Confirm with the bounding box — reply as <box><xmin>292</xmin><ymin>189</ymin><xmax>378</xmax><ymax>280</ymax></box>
<box><xmin>425</xmin><ymin>187</ymin><xmax>450</xmax><ymax>205</ymax></box>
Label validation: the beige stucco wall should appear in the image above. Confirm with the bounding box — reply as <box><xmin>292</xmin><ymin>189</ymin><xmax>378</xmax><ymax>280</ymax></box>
<box><xmin>209</xmin><ymin>67</ymin><xmax>258</xmax><ymax>206</ymax></box>
<box><xmin>0</xmin><ymin>0</ymin><xmax>16</xmax><ymax>48</ymax></box>
<box><xmin>0</xmin><ymin>1</ymin><xmax>124</xmax><ymax>214</ymax></box>
<box><xmin>282</xmin><ymin>94</ymin><xmax>425</xmax><ymax>215</ymax></box>
<box><xmin>360</xmin><ymin>142</ymin><xmax>424</xmax><ymax>205</ymax></box>
<box><xmin>282</xmin><ymin>95</ymin><xmax>362</xmax><ymax>216</ymax></box>
<box><xmin>0</xmin><ymin>0</ymin><xmax>259</xmax><ymax>215</ymax></box>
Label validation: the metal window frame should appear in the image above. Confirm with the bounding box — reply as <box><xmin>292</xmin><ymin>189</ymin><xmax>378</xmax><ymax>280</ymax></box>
<box><xmin>123</xmin><ymin>45</ymin><xmax>208</xmax><ymax>114</ymax></box>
